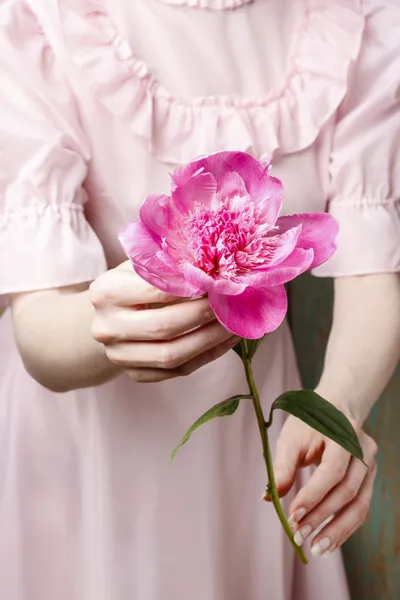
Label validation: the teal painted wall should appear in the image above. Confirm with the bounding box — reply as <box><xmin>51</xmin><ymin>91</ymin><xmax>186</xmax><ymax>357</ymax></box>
<box><xmin>289</xmin><ymin>274</ymin><xmax>400</xmax><ymax>600</ymax></box>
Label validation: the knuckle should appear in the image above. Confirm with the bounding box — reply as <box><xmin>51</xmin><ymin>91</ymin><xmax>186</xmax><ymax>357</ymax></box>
<box><xmin>202</xmin><ymin>324</ymin><xmax>223</xmax><ymax>349</ymax></box>
<box><xmin>148</xmin><ymin>285</ymin><xmax>173</xmax><ymax>304</ymax></box>
<box><xmin>128</xmin><ymin>369</ymin><xmax>148</xmax><ymax>383</ymax></box>
<box><xmin>342</xmin><ymin>482</ymin><xmax>359</xmax><ymax>504</ymax></box>
<box><xmin>91</xmin><ymin>319</ymin><xmax>115</xmax><ymax>344</ymax></box>
<box><xmin>348</xmin><ymin>417</ymin><xmax>362</xmax><ymax>436</ymax></box>
<box><xmin>89</xmin><ymin>275</ymin><xmax>117</xmax><ymax>307</ymax></box>
<box><xmin>88</xmin><ymin>279</ymin><xmax>104</xmax><ymax>307</ymax></box>
<box><xmin>104</xmin><ymin>345</ymin><xmax>124</xmax><ymax>366</ymax></box>
<box><xmin>201</xmin><ymin>302</ymin><xmax>216</xmax><ymax>323</ymax></box>
<box><xmin>157</xmin><ymin>345</ymin><xmax>180</xmax><ymax>369</ymax></box>
<box><xmin>356</xmin><ymin>498</ymin><xmax>370</xmax><ymax>521</ymax></box>
<box><xmin>367</xmin><ymin>437</ymin><xmax>378</xmax><ymax>458</ymax></box>
<box><xmin>327</xmin><ymin>461</ymin><xmax>347</xmax><ymax>483</ymax></box>
<box><xmin>147</xmin><ymin>318</ymin><xmax>173</xmax><ymax>341</ymax></box>
<box><xmin>128</xmin><ymin>368</ymin><xmax>173</xmax><ymax>384</ymax></box>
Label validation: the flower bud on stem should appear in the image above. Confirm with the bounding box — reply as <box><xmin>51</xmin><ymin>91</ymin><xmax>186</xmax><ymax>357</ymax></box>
<box><xmin>240</xmin><ymin>339</ymin><xmax>308</xmax><ymax>565</ymax></box>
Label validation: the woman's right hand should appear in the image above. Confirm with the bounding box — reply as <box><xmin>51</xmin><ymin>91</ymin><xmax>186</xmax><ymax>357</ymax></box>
<box><xmin>89</xmin><ymin>261</ymin><xmax>238</xmax><ymax>383</ymax></box>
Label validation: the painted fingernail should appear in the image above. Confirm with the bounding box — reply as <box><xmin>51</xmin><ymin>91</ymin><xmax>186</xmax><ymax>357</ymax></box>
<box><xmin>293</xmin><ymin>525</ymin><xmax>312</xmax><ymax>546</ymax></box>
<box><xmin>322</xmin><ymin>545</ymin><xmax>337</xmax><ymax>558</ymax></box>
<box><xmin>311</xmin><ymin>537</ymin><xmax>331</xmax><ymax>557</ymax></box>
<box><xmin>288</xmin><ymin>507</ymin><xmax>306</xmax><ymax>528</ymax></box>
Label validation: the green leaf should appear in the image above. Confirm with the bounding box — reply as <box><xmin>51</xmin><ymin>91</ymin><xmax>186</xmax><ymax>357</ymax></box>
<box><xmin>246</xmin><ymin>337</ymin><xmax>265</xmax><ymax>360</ymax></box>
<box><xmin>270</xmin><ymin>390</ymin><xmax>365</xmax><ymax>463</ymax></box>
<box><xmin>232</xmin><ymin>342</ymin><xmax>244</xmax><ymax>359</ymax></box>
<box><xmin>171</xmin><ymin>395</ymin><xmax>252</xmax><ymax>461</ymax></box>
<box><xmin>232</xmin><ymin>337</ymin><xmax>265</xmax><ymax>361</ymax></box>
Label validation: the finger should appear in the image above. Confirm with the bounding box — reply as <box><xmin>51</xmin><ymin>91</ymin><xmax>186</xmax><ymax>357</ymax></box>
<box><xmin>178</xmin><ymin>334</ymin><xmax>239</xmax><ymax>375</ymax></box>
<box><xmin>270</xmin><ymin>425</ymin><xmax>304</xmax><ymax>501</ymax></box>
<box><xmin>113</xmin><ymin>297</ymin><xmax>217</xmax><ymax>342</ymax></box>
<box><xmin>107</xmin><ymin>321</ymin><xmax>235</xmax><ymax>369</ymax></box>
<box><xmin>291</xmin><ymin>458</ymin><xmax>367</xmax><ymax>546</ymax></box>
<box><xmin>288</xmin><ymin>442</ymin><xmax>351</xmax><ymax>522</ymax></box>
<box><xmin>90</xmin><ymin>268</ymin><xmax>178</xmax><ymax>308</ymax></box>
<box><xmin>309</xmin><ymin>461</ymin><xmax>377</xmax><ymax>557</ymax></box>
<box><xmin>127</xmin><ymin>335</ymin><xmax>239</xmax><ymax>383</ymax></box>
<box><xmin>115</xmin><ymin>260</ymin><xmax>135</xmax><ymax>271</ymax></box>
<box><xmin>291</xmin><ymin>433</ymin><xmax>377</xmax><ymax>545</ymax></box>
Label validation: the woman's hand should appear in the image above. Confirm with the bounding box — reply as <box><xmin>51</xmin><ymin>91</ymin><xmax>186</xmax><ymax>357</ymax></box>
<box><xmin>268</xmin><ymin>274</ymin><xmax>399</xmax><ymax>557</ymax></box>
<box><xmin>271</xmin><ymin>406</ymin><xmax>377</xmax><ymax>557</ymax></box>
<box><xmin>90</xmin><ymin>261</ymin><xmax>238</xmax><ymax>383</ymax></box>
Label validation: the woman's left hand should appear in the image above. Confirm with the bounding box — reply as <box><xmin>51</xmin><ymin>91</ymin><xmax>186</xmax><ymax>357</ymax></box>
<box><xmin>271</xmin><ymin>404</ymin><xmax>378</xmax><ymax>557</ymax></box>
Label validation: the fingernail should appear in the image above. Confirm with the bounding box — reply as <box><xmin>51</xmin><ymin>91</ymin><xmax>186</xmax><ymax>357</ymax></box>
<box><xmin>311</xmin><ymin>537</ymin><xmax>331</xmax><ymax>557</ymax></box>
<box><xmin>288</xmin><ymin>507</ymin><xmax>306</xmax><ymax>528</ymax></box>
<box><xmin>293</xmin><ymin>525</ymin><xmax>312</xmax><ymax>546</ymax></box>
<box><xmin>322</xmin><ymin>545</ymin><xmax>337</xmax><ymax>558</ymax></box>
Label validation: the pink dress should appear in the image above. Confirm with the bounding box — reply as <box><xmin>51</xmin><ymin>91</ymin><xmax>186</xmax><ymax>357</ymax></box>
<box><xmin>0</xmin><ymin>0</ymin><xmax>399</xmax><ymax>598</ymax></box>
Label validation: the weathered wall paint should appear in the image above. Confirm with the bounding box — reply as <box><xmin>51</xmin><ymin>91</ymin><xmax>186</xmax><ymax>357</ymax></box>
<box><xmin>289</xmin><ymin>274</ymin><xmax>400</xmax><ymax>600</ymax></box>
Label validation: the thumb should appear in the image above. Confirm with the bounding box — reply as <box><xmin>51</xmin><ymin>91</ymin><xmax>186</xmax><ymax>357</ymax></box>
<box><xmin>266</xmin><ymin>430</ymin><xmax>302</xmax><ymax>500</ymax></box>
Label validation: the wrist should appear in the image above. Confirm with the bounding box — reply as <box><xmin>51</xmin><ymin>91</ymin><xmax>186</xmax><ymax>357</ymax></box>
<box><xmin>313</xmin><ymin>385</ymin><xmax>368</xmax><ymax>427</ymax></box>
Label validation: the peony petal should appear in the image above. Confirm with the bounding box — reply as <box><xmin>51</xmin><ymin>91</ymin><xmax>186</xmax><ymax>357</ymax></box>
<box><xmin>210</xmin><ymin>152</ymin><xmax>283</xmax><ymax>223</ymax></box>
<box><xmin>172</xmin><ymin>172</ymin><xmax>217</xmax><ymax>214</ymax></box>
<box><xmin>247</xmin><ymin>248</ymin><xmax>314</xmax><ymax>287</ymax></box>
<box><xmin>259</xmin><ymin>153</ymin><xmax>272</xmax><ymax>170</ymax></box>
<box><xmin>183</xmin><ymin>263</ymin><xmax>247</xmax><ymax>296</ymax></box>
<box><xmin>218</xmin><ymin>171</ymin><xmax>248</xmax><ymax>199</ymax></box>
<box><xmin>139</xmin><ymin>194</ymin><xmax>176</xmax><ymax>240</ymax></box>
<box><xmin>171</xmin><ymin>161</ymin><xmax>205</xmax><ymax>188</ymax></box>
<box><xmin>171</xmin><ymin>153</ymin><xmax>233</xmax><ymax>188</ymax></box>
<box><xmin>267</xmin><ymin>225</ymin><xmax>302</xmax><ymax>267</ymax></box>
<box><xmin>276</xmin><ymin>213</ymin><xmax>339</xmax><ymax>269</ymax></box>
<box><xmin>217</xmin><ymin>171</ymin><xmax>251</xmax><ymax>212</ymax></box>
<box><xmin>132</xmin><ymin>264</ymin><xmax>202</xmax><ymax>297</ymax></box>
<box><xmin>119</xmin><ymin>221</ymin><xmax>161</xmax><ymax>262</ymax></box>
<box><xmin>172</xmin><ymin>151</ymin><xmax>283</xmax><ymax>223</ymax></box>
<box><xmin>119</xmin><ymin>221</ymin><xmax>202</xmax><ymax>297</ymax></box>
<box><xmin>209</xmin><ymin>285</ymin><xmax>288</xmax><ymax>339</ymax></box>
<box><xmin>258</xmin><ymin>174</ymin><xmax>283</xmax><ymax>224</ymax></box>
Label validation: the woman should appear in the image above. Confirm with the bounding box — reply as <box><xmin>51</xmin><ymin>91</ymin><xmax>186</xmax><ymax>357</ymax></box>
<box><xmin>0</xmin><ymin>0</ymin><xmax>399</xmax><ymax>598</ymax></box>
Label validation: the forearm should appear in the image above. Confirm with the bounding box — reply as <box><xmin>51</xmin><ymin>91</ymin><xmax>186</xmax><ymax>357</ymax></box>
<box><xmin>11</xmin><ymin>286</ymin><xmax>121</xmax><ymax>392</ymax></box>
<box><xmin>316</xmin><ymin>274</ymin><xmax>400</xmax><ymax>424</ymax></box>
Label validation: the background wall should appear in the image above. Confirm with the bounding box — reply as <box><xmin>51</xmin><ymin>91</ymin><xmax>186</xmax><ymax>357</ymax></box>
<box><xmin>289</xmin><ymin>273</ymin><xmax>400</xmax><ymax>600</ymax></box>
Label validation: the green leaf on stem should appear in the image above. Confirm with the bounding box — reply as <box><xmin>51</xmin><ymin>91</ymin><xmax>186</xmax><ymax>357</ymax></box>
<box><xmin>246</xmin><ymin>337</ymin><xmax>265</xmax><ymax>361</ymax></box>
<box><xmin>232</xmin><ymin>342</ymin><xmax>244</xmax><ymax>359</ymax></box>
<box><xmin>171</xmin><ymin>395</ymin><xmax>252</xmax><ymax>461</ymax></box>
<box><xmin>269</xmin><ymin>390</ymin><xmax>365</xmax><ymax>463</ymax></box>
<box><xmin>232</xmin><ymin>337</ymin><xmax>265</xmax><ymax>361</ymax></box>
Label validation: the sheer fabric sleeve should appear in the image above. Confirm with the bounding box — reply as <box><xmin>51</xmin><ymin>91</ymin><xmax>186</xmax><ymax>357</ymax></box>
<box><xmin>313</xmin><ymin>0</ymin><xmax>400</xmax><ymax>277</ymax></box>
<box><xmin>0</xmin><ymin>2</ymin><xmax>107</xmax><ymax>306</ymax></box>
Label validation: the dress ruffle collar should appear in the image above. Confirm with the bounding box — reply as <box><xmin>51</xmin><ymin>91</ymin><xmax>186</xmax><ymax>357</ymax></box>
<box><xmin>154</xmin><ymin>0</ymin><xmax>253</xmax><ymax>8</ymax></box>
<box><xmin>59</xmin><ymin>0</ymin><xmax>364</xmax><ymax>164</ymax></box>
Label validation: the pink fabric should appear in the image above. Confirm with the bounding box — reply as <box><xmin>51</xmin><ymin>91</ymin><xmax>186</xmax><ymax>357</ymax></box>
<box><xmin>0</xmin><ymin>0</ymin><xmax>399</xmax><ymax>598</ymax></box>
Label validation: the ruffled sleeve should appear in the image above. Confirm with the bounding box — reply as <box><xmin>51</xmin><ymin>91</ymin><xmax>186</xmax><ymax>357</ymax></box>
<box><xmin>0</xmin><ymin>1</ymin><xmax>107</xmax><ymax>307</ymax></box>
<box><xmin>313</xmin><ymin>0</ymin><xmax>400</xmax><ymax>277</ymax></box>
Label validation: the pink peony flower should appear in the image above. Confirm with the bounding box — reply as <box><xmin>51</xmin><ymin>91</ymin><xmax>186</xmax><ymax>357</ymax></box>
<box><xmin>119</xmin><ymin>152</ymin><xmax>338</xmax><ymax>339</ymax></box>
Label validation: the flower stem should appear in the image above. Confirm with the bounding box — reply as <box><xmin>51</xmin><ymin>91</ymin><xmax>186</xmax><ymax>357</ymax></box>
<box><xmin>241</xmin><ymin>340</ymin><xmax>308</xmax><ymax>565</ymax></box>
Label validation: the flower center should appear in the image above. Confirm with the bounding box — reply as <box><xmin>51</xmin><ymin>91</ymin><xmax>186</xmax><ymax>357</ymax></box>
<box><xmin>183</xmin><ymin>199</ymin><xmax>278</xmax><ymax>280</ymax></box>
